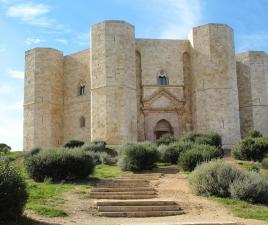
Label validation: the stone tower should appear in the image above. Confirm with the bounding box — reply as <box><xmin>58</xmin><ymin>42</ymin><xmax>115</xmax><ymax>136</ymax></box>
<box><xmin>23</xmin><ymin>48</ymin><xmax>64</xmax><ymax>150</ymax></box>
<box><xmin>236</xmin><ymin>51</ymin><xmax>268</xmax><ymax>137</ymax></box>
<box><xmin>90</xmin><ymin>20</ymin><xmax>138</xmax><ymax>144</ymax></box>
<box><xmin>189</xmin><ymin>24</ymin><xmax>241</xmax><ymax>146</ymax></box>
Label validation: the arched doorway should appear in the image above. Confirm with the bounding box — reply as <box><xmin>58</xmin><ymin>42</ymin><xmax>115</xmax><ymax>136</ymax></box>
<box><xmin>154</xmin><ymin>119</ymin><xmax>173</xmax><ymax>140</ymax></box>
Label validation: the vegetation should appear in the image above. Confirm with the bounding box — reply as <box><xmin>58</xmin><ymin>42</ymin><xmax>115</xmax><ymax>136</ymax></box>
<box><xmin>233</xmin><ymin>137</ymin><xmax>268</xmax><ymax>161</ymax></box>
<box><xmin>230</xmin><ymin>172</ymin><xmax>268</xmax><ymax>204</ymax></box>
<box><xmin>262</xmin><ymin>158</ymin><xmax>268</xmax><ymax>170</ymax></box>
<box><xmin>245</xmin><ymin>128</ymin><xmax>263</xmax><ymax>138</ymax></box>
<box><xmin>179</xmin><ymin>144</ymin><xmax>223</xmax><ymax>171</ymax></box>
<box><xmin>182</xmin><ymin>131</ymin><xmax>222</xmax><ymax>148</ymax></box>
<box><xmin>0</xmin><ymin>143</ymin><xmax>11</xmax><ymax>154</ymax></box>
<box><xmin>118</xmin><ymin>142</ymin><xmax>159</xmax><ymax>172</ymax></box>
<box><xmin>211</xmin><ymin>197</ymin><xmax>268</xmax><ymax>221</ymax></box>
<box><xmin>64</xmin><ymin>140</ymin><xmax>84</xmax><ymax>148</ymax></box>
<box><xmin>0</xmin><ymin>157</ymin><xmax>28</xmax><ymax>221</ymax></box>
<box><xmin>189</xmin><ymin>160</ymin><xmax>241</xmax><ymax>197</ymax></box>
<box><xmin>156</xmin><ymin>133</ymin><xmax>176</xmax><ymax>146</ymax></box>
<box><xmin>25</xmin><ymin>148</ymin><xmax>94</xmax><ymax>182</ymax></box>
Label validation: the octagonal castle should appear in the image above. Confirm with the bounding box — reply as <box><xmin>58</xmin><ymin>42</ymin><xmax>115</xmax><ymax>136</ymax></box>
<box><xmin>23</xmin><ymin>20</ymin><xmax>268</xmax><ymax>150</ymax></box>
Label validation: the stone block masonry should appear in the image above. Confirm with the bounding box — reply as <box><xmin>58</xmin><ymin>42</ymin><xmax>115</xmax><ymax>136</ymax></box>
<box><xmin>23</xmin><ymin>20</ymin><xmax>268</xmax><ymax>150</ymax></box>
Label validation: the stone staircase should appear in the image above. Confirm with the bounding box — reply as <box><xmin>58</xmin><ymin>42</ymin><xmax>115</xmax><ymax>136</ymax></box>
<box><xmin>90</xmin><ymin>172</ymin><xmax>183</xmax><ymax>217</ymax></box>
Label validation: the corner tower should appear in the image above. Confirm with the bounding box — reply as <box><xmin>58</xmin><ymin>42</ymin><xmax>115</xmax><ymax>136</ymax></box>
<box><xmin>90</xmin><ymin>20</ymin><xmax>138</xmax><ymax>144</ymax></box>
<box><xmin>189</xmin><ymin>24</ymin><xmax>241</xmax><ymax>146</ymax></box>
<box><xmin>23</xmin><ymin>48</ymin><xmax>64</xmax><ymax>150</ymax></box>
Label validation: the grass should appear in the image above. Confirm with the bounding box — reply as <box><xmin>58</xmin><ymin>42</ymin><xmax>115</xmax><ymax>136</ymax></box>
<box><xmin>210</xmin><ymin>197</ymin><xmax>268</xmax><ymax>221</ymax></box>
<box><xmin>93</xmin><ymin>164</ymin><xmax>126</xmax><ymax>178</ymax></box>
<box><xmin>24</xmin><ymin>164</ymin><xmax>123</xmax><ymax>217</ymax></box>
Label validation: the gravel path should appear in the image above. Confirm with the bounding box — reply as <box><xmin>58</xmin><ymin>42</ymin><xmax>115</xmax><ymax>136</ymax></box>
<box><xmin>26</xmin><ymin>173</ymin><xmax>268</xmax><ymax>225</ymax></box>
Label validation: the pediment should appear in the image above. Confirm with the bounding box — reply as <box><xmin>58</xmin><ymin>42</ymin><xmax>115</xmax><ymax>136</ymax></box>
<box><xmin>143</xmin><ymin>88</ymin><xmax>184</xmax><ymax>110</ymax></box>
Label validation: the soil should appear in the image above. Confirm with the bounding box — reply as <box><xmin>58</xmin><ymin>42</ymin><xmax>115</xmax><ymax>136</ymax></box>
<box><xmin>25</xmin><ymin>172</ymin><xmax>268</xmax><ymax>225</ymax></box>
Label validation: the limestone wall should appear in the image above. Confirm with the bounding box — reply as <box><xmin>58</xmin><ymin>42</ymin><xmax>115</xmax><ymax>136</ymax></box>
<box><xmin>23</xmin><ymin>48</ymin><xmax>64</xmax><ymax>150</ymax></box>
<box><xmin>90</xmin><ymin>20</ymin><xmax>138</xmax><ymax>144</ymax></box>
<box><xmin>63</xmin><ymin>49</ymin><xmax>91</xmax><ymax>144</ymax></box>
<box><xmin>236</xmin><ymin>51</ymin><xmax>268</xmax><ymax>136</ymax></box>
<box><xmin>189</xmin><ymin>24</ymin><xmax>241</xmax><ymax>146</ymax></box>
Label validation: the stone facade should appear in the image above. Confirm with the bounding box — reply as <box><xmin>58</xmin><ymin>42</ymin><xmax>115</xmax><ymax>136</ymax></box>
<box><xmin>23</xmin><ymin>20</ymin><xmax>268</xmax><ymax>150</ymax></box>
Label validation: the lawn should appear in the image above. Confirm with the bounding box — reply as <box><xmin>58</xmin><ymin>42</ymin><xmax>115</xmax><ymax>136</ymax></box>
<box><xmin>211</xmin><ymin>197</ymin><xmax>268</xmax><ymax>221</ymax></box>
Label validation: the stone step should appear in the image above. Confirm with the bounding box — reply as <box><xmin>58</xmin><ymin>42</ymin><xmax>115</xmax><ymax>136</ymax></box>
<box><xmin>96</xmin><ymin>183</ymin><xmax>151</xmax><ymax>188</ymax></box>
<box><xmin>91</xmin><ymin>194</ymin><xmax>156</xmax><ymax>199</ymax></box>
<box><xmin>92</xmin><ymin>187</ymin><xmax>156</xmax><ymax>192</ymax></box>
<box><xmin>116</xmin><ymin>177</ymin><xmax>159</xmax><ymax>180</ymax></box>
<box><xmin>91</xmin><ymin>191</ymin><xmax>156</xmax><ymax>195</ymax></box>
<box><xmin>98</xmin><ymin>205</ymin><xmax>181</xmax><ymax>212</ymax></box>
<box><xmin>98</xmin><ymin>180</ymin><xmax>149</xmax><ymax>185</ymax></box>
<box><xmin>122</xmin><ymin>222</ymin><xmax>238</xmax><ymax>225</ymax></box>
<box><xmin>96</xmin><ymin>200</ymin><xmax>178</xmax><ymax>206</ymax></box>
<box><xmin>99</xmin><ymin>210</ymin><xmax>183</xmax><ymax>217</ymax></box>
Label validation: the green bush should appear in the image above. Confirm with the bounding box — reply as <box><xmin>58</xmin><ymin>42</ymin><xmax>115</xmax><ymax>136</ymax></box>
<box><xmin>118</xmin><ymin>142</ymin><xmax>159</xmax><ymax>172</ymax></box>
<box><xmin>0</xmin><ymin>143</ymin><xmax>11</xmax><ymax>154</ymax></box>
<box><xmin>262</xmin><ymin>158</ymin><xmax>268</xmax><ymax>170</ymax></box>
<box><xmin>156</xmin><ymin>134</ymin><xmax>176</xmax><ymax>146</ymax></box>
<box><xmin>179</xmin><ymin>144</ymin><xmax>223</xmax><ymax>171</ymax></box>
<box><xmin>25</xmin><ymin>147</ymin><xmax>41</xmax><ymax>158</ymax></box>
<box><xmin>64</xmin><ymin>140</ymin><xmax>84</xmax><ymax>148</ymax></box>
<box><xmin>245</xmin><ymin>129</ymin><xmax>263</xmax><ymax>138</ymax></box>
<box><xmin>158</xmin><ymin>141</ymin><xmax>191</xmax><ymax>164</ymax></box>
<box><xmin>0</xmin><ymin>158</ymin><xmax>28</xmax><ymax>221</ymax></box>
<box><xmin>234</xmin><ymin>137</ymin><xmax>268</xmax><ymax>161</ymax></box>
<box><xmin>230</xmin><ymin>172</ymin><xmax>268</xmax><ymax>204</ymax></box>
<box><xmin>25</xmin><ymin>148</ymin><xmax>94</xmax><ymax>182</ymax></box>
<box><xmin>189</xmin><ymin>160</ymin><xmax>242</xmax><ymax>197</ymax></box>
<box><xmin>87</xmin><ymin>151</ymin><xmax>114</xmax><ymax>165</ymax></box>
<box><xmin>182</xmin><ymin>131</ymin><xmax>222</xmax><ymax>149</ymax></box>
<box><xmin>82</xmin><ymin>142</ymin><xmax>117</xmax><ymax>157</ymax></box>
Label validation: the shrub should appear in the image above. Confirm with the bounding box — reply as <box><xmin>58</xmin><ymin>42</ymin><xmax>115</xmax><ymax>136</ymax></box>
<box><xmin>118</xmin><ymin>142</ymin><xmax>159</xmax><ymax>172</ymax></box>
<box><xmin>25</xmin><ymin>147</ymin><xmax>41</xmax><ymax>158</ymax></box>
<box><xmin>64</xmin><ymin>140</ymin><xmax>84</xmax><ymax>148</ymax></box>
<box><xmin>234</xmin><ymin>137</ymin><xmax>268</xmax><ymax>161</ymax></box>
<box><xmin>159</xmin><ymin>141</ymin><xmax>193</xmax><ymax>164</ymax></box>
<box><xmin>0</xmin><ymin>158</ymin><xmax>28</xmax><ymax>221</ymax></box>
<box><xmin>82</xmin><ymin>142</ymin><xmax>117</xmax><ymax>157</ymax></box>
<box><xmin>0</xmin><ymin>143</ymin><xmax>11</xmax><ymax>154</ymax></box>
<box><xmin>245</xmin><ymin>129</ymin><xmax>263</xmax><ymax>138</ymax></box>
<box><xmin>189</xmin><ymin>160</ymin><xmax>242</xmax><ymax>197</ymax></box>
<box><xmin>25</xmin><ymin>148</ymin><xmax>94</xmax><ymax>182</ymax></box>
<box><xmin>179</xmin><ymin>144</ymin><xmax>223</xmax><ymax>171</ymax></box>
<box><xmin>182</xmin><ymin>131</ymin><xmax>222</xmax><ymax>149</ymax></box>
<box><xmin>156</xmin><ymin>134</ymin><xmax>176</xmax><ymax>146</ymax></box>
<box><xmin>230</xmin><ymin>172</ymin><xmax>268</xmax><ymax>204</ymax></box>
<box><xmin>87</xmin><ymin>151</ymin><xmax>114</xmax><ymax>165</ymax></box>
<box><xmin>262</xmin><ymin>158</ymin><xmax>268</xmax><ymax>170</ymax></box>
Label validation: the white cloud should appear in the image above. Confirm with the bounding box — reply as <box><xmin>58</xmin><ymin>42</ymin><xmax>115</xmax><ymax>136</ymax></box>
<box><xmin>237</xmin><ymin>32</ymin><xmax>268</xmax><ymax>53</ymax></box>
<box><xmin>75</xmin><ymin>32</ymin><xmax>89</xmax><ymax>46</ymax></box>
<box><xmin>7</xmin><ymin>3</ymin><xmax>50</xmax><ymax>21</ymax></box>
<box><xmin>0</xmin><ymin>84</ymin><xmax>12</xmax><ymax>95</ymax></box>
<box><xmin>158</xmin><ymin>0</ymin><xmax>203</xmax><ymax>39</ymax></box>
<box><xmin>8</xmin><ymin>68</ymin><xmax>24</xmax><ymax>79</ymax></box>
<box><xmin>25</xmin><ymin>37</ymin><xmax>45</xmax><ymax>45</ymax></box>
<box><xmin>55</xmin><ymin>38</ymin><xmax>68</xmax><ymax>45</ymax></box>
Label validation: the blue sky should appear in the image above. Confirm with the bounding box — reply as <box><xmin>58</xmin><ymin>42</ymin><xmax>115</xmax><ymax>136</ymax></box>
<box><xmin>0</xmin><ymin>0</ymin><xmax>268</xmax><ymax>150</ymax></box>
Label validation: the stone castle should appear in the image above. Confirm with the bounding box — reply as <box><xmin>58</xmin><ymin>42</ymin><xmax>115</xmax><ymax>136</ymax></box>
<box><xmin>23</xmin><ymin>20</ymin><xmax>268</xmax><ymax>150</ymax></box>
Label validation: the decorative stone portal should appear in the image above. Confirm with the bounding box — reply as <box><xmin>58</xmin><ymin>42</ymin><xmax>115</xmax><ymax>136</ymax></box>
<box><xmin>154</xmin><ymin>119</ymin><xmax>173</xmax><ymax>139</ymax></box>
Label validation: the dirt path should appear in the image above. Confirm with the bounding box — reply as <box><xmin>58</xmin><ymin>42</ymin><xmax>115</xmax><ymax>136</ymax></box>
<box><xmin>27</xmin><ymin>173</ymin><xmax>268</xmax><ymax>225</ymax></box>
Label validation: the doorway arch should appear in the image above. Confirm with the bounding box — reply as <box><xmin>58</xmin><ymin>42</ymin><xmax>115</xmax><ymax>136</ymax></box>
<box><xmin>154</xmin><ymin>119</ymin><xmax>173</xmax><ymax>140</ymax></box>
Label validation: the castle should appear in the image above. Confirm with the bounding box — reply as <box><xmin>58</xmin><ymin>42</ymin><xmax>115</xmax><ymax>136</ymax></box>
<box><xmin>23</xmin><ymin>20</ymin><xmax>268</xmax><ymax>151</ymax></box>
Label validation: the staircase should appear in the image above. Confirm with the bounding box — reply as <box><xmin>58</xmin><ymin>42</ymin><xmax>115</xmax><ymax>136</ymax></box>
<box><xmin>90</xmin><ymin>172</ymin><xmax>183</xmax><ymax>217</ymax></box>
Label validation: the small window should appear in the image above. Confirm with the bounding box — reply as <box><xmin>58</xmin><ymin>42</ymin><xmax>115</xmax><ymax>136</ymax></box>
<box><xmin>79</xmin><ymin>84</ymin><xmax>85</xmax><ymax>96</ymax></box>
<box><xmin>157</xmin><ymin>70</ymin><xmax>168</xmax><ymax>85</ymax></box>
<box><xmin>80</xmin><ymin>116</ymin><xmax>85</xmax><ymax>128</ymax></box>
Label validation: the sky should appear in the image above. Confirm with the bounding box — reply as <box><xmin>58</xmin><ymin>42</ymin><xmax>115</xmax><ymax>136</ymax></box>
<box><xmin>0</xmin><ymin>0</ymin><xmax>268</xmax><ymax>150</ymax></box>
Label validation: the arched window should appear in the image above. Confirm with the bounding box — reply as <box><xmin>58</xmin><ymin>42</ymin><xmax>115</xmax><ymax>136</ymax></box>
<box><xmin>80</xmin><ymin>116</ymin><xmax>85</xmax><ymax>128</ymax></box>
<box><xmin>79</xmin><ymin>84</ymin><xmax>85</xmax><ymax>96</ymax></box>
<box><xmin>154</xmin><ymin>119</ymin><xmax>173</xmax><ymax>139</ymax></box>
<box><xmin>157</xmin><ymin>70</ymin><xmax>168</xmax><ymax>85</ymax></box>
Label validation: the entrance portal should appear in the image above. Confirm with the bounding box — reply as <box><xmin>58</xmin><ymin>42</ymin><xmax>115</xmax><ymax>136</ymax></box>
<box><xmin>154</xmin><ymin>119</ymin><xmax>173</xmax><ymax>140</ymax></box>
